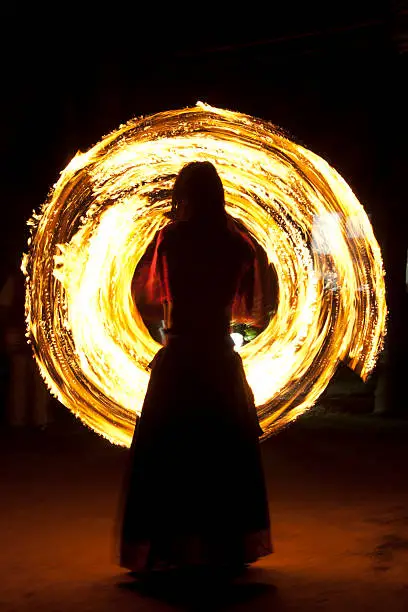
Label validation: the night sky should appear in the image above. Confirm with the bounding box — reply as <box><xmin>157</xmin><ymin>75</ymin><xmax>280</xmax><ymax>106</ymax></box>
<box><xmin>1</xmin><ymin>4</ymin><xmax>405</xmax><ymax>287</ymax></box>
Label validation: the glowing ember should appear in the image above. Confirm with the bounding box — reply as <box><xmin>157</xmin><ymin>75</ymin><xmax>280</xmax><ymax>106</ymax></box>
<box><xmin>22</xmin><ymin>102</ymin><xmax>387</xmax><ymax>447</ymax></box>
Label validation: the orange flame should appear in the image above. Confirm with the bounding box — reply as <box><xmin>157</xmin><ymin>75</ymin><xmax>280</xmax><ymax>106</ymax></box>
<box><xmin>22</xmin><ymin>102</ymin><xmax>387</xmax><ymax>446</ymax></box>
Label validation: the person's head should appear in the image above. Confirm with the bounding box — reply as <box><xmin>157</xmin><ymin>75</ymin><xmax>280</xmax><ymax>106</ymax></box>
<box><xmin>170</xmin><ymin>161</ymin><xmax>226</xmax><ymax>223</ymax></box>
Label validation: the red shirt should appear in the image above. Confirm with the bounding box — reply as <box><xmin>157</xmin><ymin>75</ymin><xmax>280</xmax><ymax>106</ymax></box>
<box><xmin>145</xmin><ymin>216</ymin><xmax>261</xmax><ymax>334</ymax></box>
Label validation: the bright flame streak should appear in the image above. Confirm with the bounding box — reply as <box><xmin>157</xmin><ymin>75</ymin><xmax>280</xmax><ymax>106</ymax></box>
<box><xmin>23</xmin><ymin>102</ymin><xmax>387</xmax><ymax>447</ymax></box>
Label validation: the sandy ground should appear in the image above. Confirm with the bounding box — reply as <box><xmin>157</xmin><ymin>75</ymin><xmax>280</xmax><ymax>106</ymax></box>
<box><xmin>1</xmin><ymin>409</ymin><xmax>408</xmax><ymax>611</ymax></box>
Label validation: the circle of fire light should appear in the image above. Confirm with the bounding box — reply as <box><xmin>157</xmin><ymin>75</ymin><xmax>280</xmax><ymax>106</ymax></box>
<box><xmin>22</xmin><ymin>102</ymin><xmax>387</xmax><ymax>447</ymax></box>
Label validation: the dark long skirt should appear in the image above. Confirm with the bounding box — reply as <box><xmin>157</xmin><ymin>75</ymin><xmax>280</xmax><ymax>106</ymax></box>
<box><xmin>119</xmin><ymin>335</ymin><xmax>272</xmax><ymax>572</ymax></box>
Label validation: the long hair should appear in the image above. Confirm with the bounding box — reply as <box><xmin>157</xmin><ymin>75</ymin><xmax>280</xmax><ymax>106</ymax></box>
<box><xmin>169</xmin><ymin>161</ymin><xmax>227</xmax><ymax>224</ymax></box>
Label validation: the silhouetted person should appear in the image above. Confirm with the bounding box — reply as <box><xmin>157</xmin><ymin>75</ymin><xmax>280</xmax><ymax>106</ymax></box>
<box><xmin>119</xmin><ymin>161</ymin><xmax>272</xmax><ymax>579</ymax></box>
<box><xmin>0</xmin><ymin>269</ymin><xmax>51</xmax><ymax>428</ymax></box>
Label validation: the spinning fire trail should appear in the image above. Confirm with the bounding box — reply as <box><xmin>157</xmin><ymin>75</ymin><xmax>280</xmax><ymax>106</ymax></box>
<box><xmin>22</xmin><ymin>103</ymin><xmax>387</xmax><ymax>447</ymax></box>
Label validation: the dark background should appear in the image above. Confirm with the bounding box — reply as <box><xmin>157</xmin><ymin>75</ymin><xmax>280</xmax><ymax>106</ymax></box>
<box><xmin>1</xmin><ymin>2</ymin><xmax>406</xmax><ymax>411</ymax></box>
<box><xmin>1</xmin><ymin>9</ymin><xmax>408</xmax><ymax>610</ymax></box>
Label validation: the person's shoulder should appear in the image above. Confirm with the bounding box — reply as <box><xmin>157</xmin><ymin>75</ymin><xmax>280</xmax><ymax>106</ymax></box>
<box><xmin>226</xmin><ymin>217</ymin><xmax>256</xmax><ymax>257</ymax></box>
<box><xmin>156</xmin><ymin>221</ymin><xmax>183</xmax><ymax>249</ymax></box>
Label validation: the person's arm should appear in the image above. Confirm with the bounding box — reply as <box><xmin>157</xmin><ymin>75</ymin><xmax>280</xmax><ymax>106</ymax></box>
<box><xmin>146</xmin><ymin>229</ymin><xmax>173</xmax><ymax>342</ymax></box>
<box><xmin>232</xmin><ymin>242</ymin><xmax>262</xmax><ymax>326</ymax></box>
<box><xmin>146</xmin><ymin>230</ymin><xmax>167</xmax><ymax>302</ymax></box>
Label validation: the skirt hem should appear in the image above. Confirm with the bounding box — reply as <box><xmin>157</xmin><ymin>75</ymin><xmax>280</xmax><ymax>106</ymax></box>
<box><xmin>120</xmin><ymin>528</ymin><xmax>273</xmax><ymax>573</ymax></box>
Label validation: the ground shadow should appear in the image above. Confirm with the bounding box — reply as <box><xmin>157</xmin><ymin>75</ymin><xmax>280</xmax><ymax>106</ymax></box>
<box><xmin>117</xmin><ymin>567</ymin><xmax>284</xmax><ymax>610</ymax></box>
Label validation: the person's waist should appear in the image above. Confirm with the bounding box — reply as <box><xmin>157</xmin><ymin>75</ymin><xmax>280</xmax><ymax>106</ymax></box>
<box><xmin>167</xmin><ymin>308</ymin><xmax>231</xmax><ymax>330</ymax></box>
<box><xmin>164</xmin><ymin>328</ymin><xmax>234</xmax><ymax>349</ymax></box>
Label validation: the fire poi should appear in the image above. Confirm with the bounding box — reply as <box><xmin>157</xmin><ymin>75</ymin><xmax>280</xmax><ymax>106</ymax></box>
<box><xmin>22</xmin><ymin>102</ymin><xmax>387</xmax><ymax>446</ymax></box>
